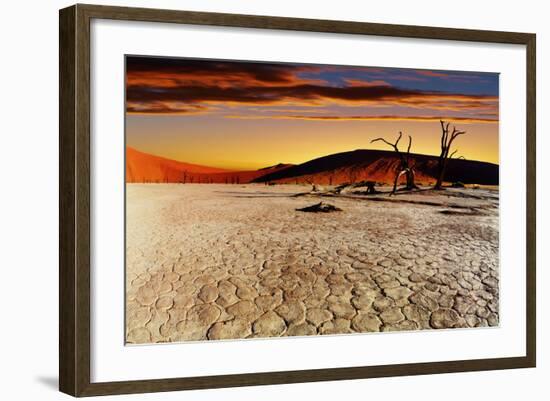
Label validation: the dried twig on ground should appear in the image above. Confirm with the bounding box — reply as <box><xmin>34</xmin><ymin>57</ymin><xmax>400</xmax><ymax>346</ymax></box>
<box><xmin>296</xmin><ymin>202</ymin><xmax>342</xmax><ymax>213</ymax></box>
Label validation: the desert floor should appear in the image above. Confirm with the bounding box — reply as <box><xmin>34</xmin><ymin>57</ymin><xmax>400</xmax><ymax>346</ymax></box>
<box><xmin>126</xmin><ymin>184</ymin><xmax>499</xmax><ymax>344</ymax></box>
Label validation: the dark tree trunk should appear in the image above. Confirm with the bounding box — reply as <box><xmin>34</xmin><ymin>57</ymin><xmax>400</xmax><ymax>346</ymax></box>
<box><xmin>366</xmin><ymin>181</ymin><xmax>377</xmax><ymax>194</ymax></box>
<box><xmin>372</xmin><ymin>132</ymin><xmax>417</xmax><ymax>195</ymax></box>
<box><xmin>435</xmin><ymin>121</ymin><xmax>466</xmax><ymax>190</ymax></box>
<box><xmin>435</xmin><ymin>157</ymin><xmax>448</xmax><ymax>189</ymax></box>
<box><xmin>406</xmin><ymin>168</ymin><xmax>417</xmax><ymax>190</ymax></box>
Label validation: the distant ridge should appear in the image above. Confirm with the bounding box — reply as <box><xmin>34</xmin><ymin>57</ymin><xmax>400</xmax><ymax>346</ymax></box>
<box><xmin>258</xmin><ymin>163</ymin><xmax>292</xmax><ymax>171</ymax></box>
<box><xmin>252</xmin><ymin>149</ymin><xmax>499</xmax><ymax>186</ymax></box>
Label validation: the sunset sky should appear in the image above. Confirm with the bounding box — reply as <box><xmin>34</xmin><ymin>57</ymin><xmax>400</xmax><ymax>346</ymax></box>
<box><xmin>126</xmin><ymin>56</ymin><xmax>499</xmax><ymax>170</ymax></box>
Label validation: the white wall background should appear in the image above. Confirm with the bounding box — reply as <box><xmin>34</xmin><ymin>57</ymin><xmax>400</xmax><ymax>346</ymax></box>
<box><xmin>0</xmin><ymin>1</ymin><xmax>545</xmax><ymax>400</ymax></box>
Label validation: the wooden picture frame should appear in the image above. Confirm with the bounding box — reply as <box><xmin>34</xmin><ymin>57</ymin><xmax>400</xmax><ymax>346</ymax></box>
<box><xmin>59</xmin><ymin>3</ymin><xmax>536</xmax><ymax>397</ymax></box>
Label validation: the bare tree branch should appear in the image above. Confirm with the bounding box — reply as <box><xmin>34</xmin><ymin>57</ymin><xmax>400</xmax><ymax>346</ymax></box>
<box><xmin>371</xmin><ymin>137</ymin><xmax>396</xmax><ymax>149</ymax></box>
<box><xmin>371</xmin><ymin>131</ymin><xmax>417</xmax><ymax>194</ymax></box>
<box><xmin>434</xmin><ymin>121</ymin><xmax>467</xmax><ymax>189</ymax></box>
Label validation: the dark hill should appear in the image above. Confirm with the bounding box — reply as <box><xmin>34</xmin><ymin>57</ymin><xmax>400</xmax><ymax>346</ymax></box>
<box><xmin>252</xmin><ymin>149</ymin><xmax>498</xmax><ymax>185</ymax></box>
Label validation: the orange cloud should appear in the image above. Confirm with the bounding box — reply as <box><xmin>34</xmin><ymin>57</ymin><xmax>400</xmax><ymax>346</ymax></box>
<box><xmin>225</xmin><ymin>114</ymin><xmax>497</xmax><ymax>123</ymax></box>
<box><xmin>125</xmin><ymin>57</ymin><xmax>498</xmax><ymax>121</ymax></box>
<box><xmin>414</xmin><ymin>70</ymin><xmax>450</xmax><ymax>78</ymax></box>
<box><xmin>126</xmin><ymin>102</ymin><xmax>208</xmax><ymax>115</ymax></box>
<box><xmin>343</xmin><ymin>78</ymin><xmax>391</xmax><ymax>87</ymax></box>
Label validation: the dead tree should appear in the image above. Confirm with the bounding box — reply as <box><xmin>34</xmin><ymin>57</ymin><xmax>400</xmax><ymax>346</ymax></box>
<box><xmin>365</xmin><ymin>181</ymin><xmax>377</xmax><ymax>194</ymax></box>
<box><xmin>305</xmin><ymin>178</ymin><xmax>318</xmax><ymax>192</ymax></box>
<box><xmin>434</xmin><ymin>121</ymin><xmax>466</xmax><ymax>189</ymax></box>
<box><xmin>371</xmin><ymin>132</ymin><xmax>417</xmax><ymax>195</ymax></box>
<box><xmin>450</xmin><ymin>153</ymin><xmax>466</xmax><ymax>161</ymax></box>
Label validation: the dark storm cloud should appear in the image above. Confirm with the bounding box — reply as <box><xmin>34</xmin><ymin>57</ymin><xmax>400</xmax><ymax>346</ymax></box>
<box><xmin>125</xmin><ymin>57</ymin><xmax>498</xmax><ymax>116</ymax></box>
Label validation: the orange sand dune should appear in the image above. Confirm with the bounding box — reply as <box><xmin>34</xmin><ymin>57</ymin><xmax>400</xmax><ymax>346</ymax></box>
<box><xmin>253</xmin><ymin>149</ymin><xmax>499</xmax><ymax>186</ymax></box>
<box><xmin>126</xmin><ymin>147</ymin><xmax>231</xmax><ymax>183</ymax></box>
<box><xmin>127</xmin><ymin>147</ymin><xmax>498</xmax><ymax>186</ymax></box>
<box><xmin>188</xmin><ymin>164</ymin><xmax>294</xmax><ymax>184</ymax></box>
<box><xmin>126</xmin><ymin>147</ymin><xmax>292</xmax><ymax>183</ymax></box>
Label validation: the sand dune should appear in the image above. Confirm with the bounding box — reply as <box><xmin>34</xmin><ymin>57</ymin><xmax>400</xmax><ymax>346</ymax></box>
<box><xmin>254</xmin><ymin>149</ymin><xmax>499</xmax><ymax>186</ymax></box>
<box><xmin>126</xmin><ymin>147</ymin><xmax>293</xmax><ymax>184</ymax></box>
<box><xmin>187</xmin><ymin>164</ymin><xmax>294</xmax><ymax>185</ymax></box>
<box><xmin>126</xmin><ymin>147</ymin><xmax>230</xmax><ymax>183</ymax></box>
<box><xmin>127</xmin><ymin>147</ymin><xmax>498</xmax><ymax>186</ymax></box>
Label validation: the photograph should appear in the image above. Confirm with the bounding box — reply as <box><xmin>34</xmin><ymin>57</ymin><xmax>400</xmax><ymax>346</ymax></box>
<box><xmin>124</xmin><ymin>56</ymin><xmax>500</xmax><ymax>344</ymax></box>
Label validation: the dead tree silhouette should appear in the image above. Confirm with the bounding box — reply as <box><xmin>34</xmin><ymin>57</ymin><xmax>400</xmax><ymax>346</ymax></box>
<box><xmin>371</xmin><ymin>132</ymin><xmax>417</xmax><ymax>195</ymax></box>
<box><xmin>434</xmin><ymin>120</ymin><xmax>467</xmax><ymax>189</ymax></box>
<box><xmin>305</xmin><ymin>178</ymin><xmax>318</xmax><ymax>192</ymax></box>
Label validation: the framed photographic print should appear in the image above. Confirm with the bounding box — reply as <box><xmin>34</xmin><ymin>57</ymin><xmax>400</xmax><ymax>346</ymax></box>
<box><xmin>59</xmin><ymin>4</ymin><xmax>536</xmax><ymax>397</ymax></box>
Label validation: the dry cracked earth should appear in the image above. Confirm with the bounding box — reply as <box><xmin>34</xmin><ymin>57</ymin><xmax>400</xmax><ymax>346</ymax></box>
<box><xmin>126</xmin><ymin>184</ymin><xmax>499</xmax><ymax>344</ymax></box>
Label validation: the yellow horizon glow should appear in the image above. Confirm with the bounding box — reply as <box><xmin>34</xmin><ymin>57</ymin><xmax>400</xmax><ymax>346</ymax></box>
<box><xmin>126</xmin><ymin>117</ymin><xmax>498</xmax><ymax>170</ymax></box>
